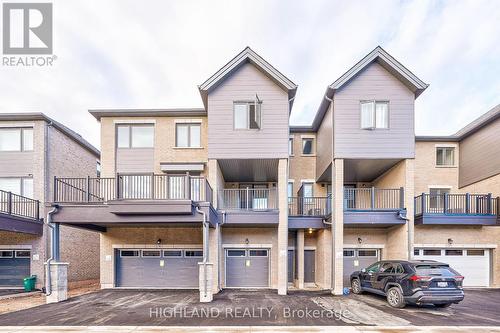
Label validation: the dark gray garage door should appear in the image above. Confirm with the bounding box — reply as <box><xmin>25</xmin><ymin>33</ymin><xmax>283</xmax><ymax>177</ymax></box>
<box><xmin>115</xmin><ymin>249</ymin><xmax>201</xmax><ymax>288</ymax></box>
<box><xmin>343</xmin><ymin>248</ymin><xmax>379</xmax><ymax>287</ymax></box>
<box><xmin>0</xmin><ymin>250</ymin><xmax>30</xmax><ymax>287</ymax></box>
<box><xmin>225</xmin><ymin>249</ymin><xmax>269</xmax><ymax>288</ymax></box>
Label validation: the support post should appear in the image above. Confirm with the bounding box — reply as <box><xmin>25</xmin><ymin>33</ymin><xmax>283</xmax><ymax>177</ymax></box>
<box><xmin>465</xmin><ymin>193</ymin><xmax>470</xmax><ymax>214</ymax></box>
<box><xmin>297</xmin><ymin>230</ymin><xmax>305</xmax><ymax>289</ymax></box>
<box><xmin>277</xmin><ymin>158</ymin><xmax>288</xmax><ymax>295</ymax></box>
<box><xmin>331</xmin><ymin>159</ymin><xmax>344</xmax><ymax>295</ymax></box>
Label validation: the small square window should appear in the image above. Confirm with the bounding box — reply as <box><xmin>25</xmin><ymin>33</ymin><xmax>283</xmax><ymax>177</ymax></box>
<box><xmin>413</xmin><ymin>249</ymin><xmax>420</xmax><ymax>256</ymax></box>
<box><xmin>423</xmin><ymin>249</ymin><xmax>441</xmax><ymax>256</ymax></box>
<box><xmin>15</xmin><ymin>250</ymin><xmax>30</xmax><ymax>258</ymax></box>
<box><xmin>142</xmin><ymin>250</ymin><xmax>161</xmax><ymax>257</ymax></box>
<box><xmin>249</xmin><ymin>249</ymin><xmax>268</xmax><ymax>257</ymax></box>
<box><xmin>467</xmin><ymin>249</ymin><xmax>485</xmax><ymax>256</ymax></box>
<box><xmin>0</xmin><ymin>250</ymin><xmax>14</xmax><ymax>258</ymax></box>
<box><xmin>120</xmin><ymin>250</ymin><xmax>139</xmax><ymax>257</ymax></box>
<box><xmin>436</xmin><ymin>147</ymin><xmax>455</xmax><ymax>166</ymax></box>
<box><xmin>185</xmin><ymin>250</ymin><xmax>203</xmax><ymax>257</ymax></box>
<box><xmin>445</xmin><ymin>249</ymin><xmax>463</xmax><ymax>256</ymax></box>
<box><xmin>361</xmin><ymin>101</ymin><xmax>389</xmax><ymax>129</ymax></box>
<box><xmin>227</xmin><ymin>250</ymin><xmax>246</xmax><ymax>257</ymax></box>
<box><xmin>234</xmin><ymin>101</ymin><xmax>261</xmax><ymax>130</ymax></box>
<box><xmin>302</xmin><ymin>138</ymin><xmax>314</xmax><ymax>155</ymax></box>
<box><xmin>163</xmin><ymin>250</ymin><xmax>182</xmax><ymax>258</ymax></box>
<box><xmin>176</xmin><ymin>123</ymin><xmax>201</xmax><ymax>148</ymax></box>
<box><xmin>343</xmin><ymin>250</ymin><xmax>355</xmax><ymax>257</ymax></box>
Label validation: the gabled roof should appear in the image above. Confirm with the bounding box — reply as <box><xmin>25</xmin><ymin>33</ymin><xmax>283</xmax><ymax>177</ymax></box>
<box><xmin>308</xmin><ymin>46</ymin><xmax>429</xmax><ymax>131</ymax></box>
<box><xmin>0</xmin><ymin>113</ymin><xmax>100</xmax><ymax>157</ymax></box>
<box><xmin>89</xmin><ymin>108</ymin><xmax>207</xmax><ymax>120</ymax></box>
<box><xmin>198</xmin><ymin>46</ymin><xmax>298</xmax><ymax>111</ymax></box>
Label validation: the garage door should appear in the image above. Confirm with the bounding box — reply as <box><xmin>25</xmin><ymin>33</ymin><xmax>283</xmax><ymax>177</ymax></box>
<box><xmin>115</xmin><ymin>249</ymin><xmax>201</xmax><ymax>288</ymax></box>
<box><xmin>225</xmin><ymin>249</ymin><xmax>269</xmax><ymax>288</ymax></box>
<box><xmin>343</xmin><ymin>248</ymin><xmax>379</xmax><ymax>287</ymax></box>
<box><xmin>0</xmin><ymin>250</ymin><xmax>31</xmax><ymax>287</ymax></box>
<box><xmin>414</xmin><ymin>248</ymin><xmax>490</xmax><ymax>287</ymax></box>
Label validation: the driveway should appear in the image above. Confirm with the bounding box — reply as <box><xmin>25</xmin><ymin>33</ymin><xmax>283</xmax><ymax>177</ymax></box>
<box><xmin>0</xmin><ymin>289</ymin><xmax>498</xmax><ymax>326</ymax></box>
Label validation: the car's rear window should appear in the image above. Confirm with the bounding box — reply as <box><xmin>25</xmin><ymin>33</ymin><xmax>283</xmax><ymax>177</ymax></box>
<box><xmin>415</xmin><ymin>265</ymin><xmax>457</xmax><ymax>277</ymax></box>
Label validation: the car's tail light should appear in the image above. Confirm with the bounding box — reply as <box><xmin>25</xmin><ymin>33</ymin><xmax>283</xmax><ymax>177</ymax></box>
<box><xmin>409</xmin><ymin>275</ymin><xmax>432</xmax><ymax>282</ymax></box>
<box><xmin>454</xmin><ymin>276</ymin><xmax>464</xmax><ymax>282</ymax></box>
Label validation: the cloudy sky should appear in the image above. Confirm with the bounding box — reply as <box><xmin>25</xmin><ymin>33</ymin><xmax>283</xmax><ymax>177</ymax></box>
<box><xmin>1</xmin><ymin>0</ymin><xmax>499</xmax><ymax>148</ymax></box>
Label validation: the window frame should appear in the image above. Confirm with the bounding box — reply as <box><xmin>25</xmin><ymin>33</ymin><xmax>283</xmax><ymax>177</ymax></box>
<box><xmin>288</xmin><ymin>136</ymin><xmax>294</xmax><ymax>156</ymax></box>
<box><xmin>360</xmin><ymin>100</ymin><xmax>390</xmax><ymax>130</ymax></box>
<box><xmin>119</xmin><ymin>249</ymin><xmax>140</xmax><ymax>257</ymax></box>
<box><xmin>175</xmin><ymin>123</ymin><xmax>201</xmax><ymax>148</ymax></box>
<box><xmin>436</xmin><ymin>146</ymin><xmax>456</xmax><ymax>167</ymax></box>
<box><xmin>301</xmin><ymin>138</ymin><xmax>315</xmax><ymax>155</ymax></box>
<box><xmin>116</xmin><ymin>124</ymin><xmax>154</xmax><ymax>149</ymax></box>
<box><xmin>249</xmin><ymin>249</ymin><xmax>268</xmax><ymax>257</ymax></box>
<box><xmin>15</xmin><ymin>250</ymin><xmax>31</xmax><ymax>258</ymax></box>
<box><xmin>233</xmin><ymin>100</ymin><xmax>262</xmax><ymax>130</ymax></box>
<box><xmin>141</xmin><ymin>250</ymin><xmax>161</xmax><ymax>258</ymax></box>
<box><xmin>184</xmin><ymin>250</ymin><xmax>203</xmax><ymax>258</ymax></box>
<box><xmin>0</xmin><ymin>177</ymin><xmax>34</xmax><ymax>198</ymax></box>
<box><xmin>163</xmin><ymin>250</ymin><xmax>183</xmax><ymax>258</ymax></box>
<box><xmin>0</xmin><ymin>127</ymin><xmax>34</xmax><ymax>152</ymax></box>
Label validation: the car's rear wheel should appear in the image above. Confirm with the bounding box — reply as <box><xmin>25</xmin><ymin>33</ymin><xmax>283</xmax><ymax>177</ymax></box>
<box><xmin>386</xmin><ymin>287</ymin><xmax>405</xmax><ymax>308</ymax></box>
<box><xmin>434</xmin><ymin>303</ymin><xmax>452</xmax><ymax>308</ymax></box>
<box><xmin>351</xmin><ymin>278</ymin><xmax>362</xmax><ymax>294</ymax></box>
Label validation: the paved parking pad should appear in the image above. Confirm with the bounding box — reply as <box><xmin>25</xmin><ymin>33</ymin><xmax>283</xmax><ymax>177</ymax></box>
<box><xmin>0</xmin><ymin>289</ymin><xmax>498</xmax><ymax>326</ymax></box>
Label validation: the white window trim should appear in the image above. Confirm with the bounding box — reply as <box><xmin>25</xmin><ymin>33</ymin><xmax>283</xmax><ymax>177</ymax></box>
<box><xmin>174</xmin><ymin>119</ymin><xmax>202</xmax><ymax>124</ymax></box>
<box><xmin>113</xmin><ymin>120</ymin><xmax>156</xmax><ymax>124</ymax></box>
<box><xmin>233</xmin><ymin>100</ymin><xmax>262</xmax><ymax>130</ymax></box>
<box><xmin>301</xmin><ymin>137</ymin><xmax>315</xmax><ymax>156</ymax></box>
<box><xmin>435</xmin><ymin>145</ymin><xmax>458</xmax><ymax>168</ymax></box>
<box><xmin>175</xmin><ymin>122</ymin><xmax>202</xmax><ymax>148</ymax></box>
<box><xmin>428</xmin><ymin>185</ymin><xmax>453</xmax><ymax>189</ymax></box>
<box><xmin>360</xmin><ymin>100</ymin><xmax>390</xmax><ymax>130</ymax></box>
<box><xmin>301</xmin><ymin>179</ymin><xmax>315</xmax><ymax>183</ymax></box>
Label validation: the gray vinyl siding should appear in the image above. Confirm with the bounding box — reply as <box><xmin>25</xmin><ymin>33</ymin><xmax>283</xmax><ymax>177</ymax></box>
<box><xmin>116</xmin><ymin>148</ymin><xmax>154</xmax><ymax>173</ymax></box>
<box><xmin>333</xmin><ymin>62</ymin><xmax>415</xmax><ymax>159</ymax></box>
<box><xmin>459</xmin><ymin>118</ymin><xmax>500</xmax><ymax>188</ymax></box>
<box><xmin>0</xmin><ymin>152</ymin><xmax>34</xmax><ymax>176</ymax></box>
<box><xmin>316</xmin><ymin>103</ymin><xmax>333</xmax><ymax>180</ymax></box>
<box><xmin>207</xmin><ymin>62</ymin><xmax>289</xmax><ymax>159</ymax></box>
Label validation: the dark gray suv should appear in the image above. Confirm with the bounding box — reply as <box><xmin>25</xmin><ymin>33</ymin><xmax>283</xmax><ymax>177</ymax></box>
<box><xmin>350</xmin><ymin>260</ymin><xmax>465</xmax><ymax>308</ymax></box>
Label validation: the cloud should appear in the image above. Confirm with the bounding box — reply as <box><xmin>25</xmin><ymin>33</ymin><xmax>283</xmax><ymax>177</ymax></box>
<box><xmin>0</xmin><ymin>0</ymin><xmax>499</xmax><ymax>148</ymax></box>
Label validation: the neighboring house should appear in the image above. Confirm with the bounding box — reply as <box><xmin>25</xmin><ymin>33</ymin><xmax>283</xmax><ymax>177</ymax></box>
<box><xmin>0</xmin><ymin>114</ymin><xmax>100</xmax><ymax>289</ymax></box>
<box><xmin>47</xmin><ymin>46</ymin><xmax>500</xmax><ymax>302</ymax></box>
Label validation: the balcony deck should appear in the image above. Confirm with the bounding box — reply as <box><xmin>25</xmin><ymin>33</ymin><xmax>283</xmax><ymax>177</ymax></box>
<box><xmin>0</xmin><ymin>190</ymin><xmax>42</xmax><ymax>235</ymax></box>
<box><xmin>415</xmin><ymin>193</ymin><xmax>499</xmax><ymax>226</ymax></box>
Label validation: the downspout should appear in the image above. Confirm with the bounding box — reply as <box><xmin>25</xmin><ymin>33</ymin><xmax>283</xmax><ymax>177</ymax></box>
<box><xmin>196</xmin><ymin>206</ymin><xmax>209</xmax><ymax>299</ymax></box>
<box><xmin>44</xmin><ymin>205</ymin><xmax>59</xmax><ymax>296</ymax></box>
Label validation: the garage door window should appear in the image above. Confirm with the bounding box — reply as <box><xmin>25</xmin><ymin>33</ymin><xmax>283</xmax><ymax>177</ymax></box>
<box><xmin>249</xmin><ymin>250</ymin><xmax>268</xmax><ymax>257</ymax></box>
<box><xmin>445</xmin><ymin>249</ymin><xmax>463</xmax><ymax>256</ymax></box>
<box><xmin>423</xmin><ymin>249</ymin><xmax>441</xmax><ymax>256</ymax></box>
<box><xmin>343</xmin><ymin>250</ymin><xmax>355</xmax><ymax>257</ymax></box>
<box><xmin>413</xmin><ymin>249</ymin><xmax>421</xmax><ymax>256</ymax></box>
<box><xmin>358</xmin><ymin>250</ymin><xmax>377</xmax><ymax>257</ymax></box>
<box><xmin>142</xmin><ymin>250</ymin><xmax>161</xmax><ymax>257</ymax></box>
<box><xmin>120</xmin><ymin>250</ymin><xmax>139</xmax><ymax>257</ymax></box>
<box><xmin>15</xmin><ymin>250</ymin><xmax>30</xmax><ymax>258</ymax></box>
<box><xmin>227</xmin><ymin>250</ymin><xmax>246</xmax><ymax>257</ymax></box>
<box><xmin>467</xmin><ymin>249</ymin><xmax>485</xmax><ymax>256</ymax></box>
<box><xmin>185</xmin><ymin>250</ymin><xmax>203</xmax><ymax>258</ymax></box>
<box><xmin>0</xmin><ymin>250</ymin><xmax>13</xmax><ymax>258</ymax></box>
<box><xmin>163</xmin><ymin>250</ymin><xmax>182</xmax><ymax>257</ymax></box>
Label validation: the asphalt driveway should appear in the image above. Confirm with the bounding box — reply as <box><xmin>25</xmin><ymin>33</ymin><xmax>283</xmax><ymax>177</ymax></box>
<box><xmin>0</xmin><ymin>289</ymin><xmax>498</xmax><ymax>326</ymax></box>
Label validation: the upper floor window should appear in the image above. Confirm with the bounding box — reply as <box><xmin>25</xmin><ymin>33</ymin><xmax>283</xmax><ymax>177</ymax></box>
<box><xmin>0</xmin><ymin>128</ymin><xmax>33</xmax><ymax>152</ymax></box>
<box><xmin>302</xmin><ymin>138</ymin><xmax>314</xmax><ymax>155</ymax></box>
<box><xmin>234</xmin><ymin>101</ymin><xmax>261</xmax><ymax>130</ymax></box>
<box><xmin>0</xmin><ymin>177</ymin><xmax>33</xmax><ymax>198</ymax></box>
<box><xmin>360</xmin><ymin>101</ymin><xmax>389</xmax><ymax>129</ymax></box>
<box><xmin>288</xmin><ymin>182</ymin><xmax>294</xmax><ymax>197</ymax></box>
<box><xmin>117</xmin><ymin>125</ymin><xmax>154</xmax><ymax>148</ymax></box>
<box><xmin>302</xmin><ymin>182</ymin><xmax>313</xmax><ymax>197</ymax></box>
<box><xmin>96</xmin><ymin>161</ymin><xmax>101</xmax><ymax>178</ymax></box>
<box><xmin>288</xmin><ymin>137</ymin><xmax>294</xmax><ymax>155</ymax></box>
<box><xmin>436</xmin><ymin>147</ymin><xmax>455</xmax><ymax>166</ymax></box>
<box><xmin>176</xmin><ymin>123</ymin><xmax>201</xmax><ymax>148</ymax></box>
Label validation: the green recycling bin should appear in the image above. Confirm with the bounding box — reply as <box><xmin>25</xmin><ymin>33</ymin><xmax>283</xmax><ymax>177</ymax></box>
<box><xmin>23</xmin><ymin>275</ymin><xmax>36</xmax><ymax>292</ymax></box>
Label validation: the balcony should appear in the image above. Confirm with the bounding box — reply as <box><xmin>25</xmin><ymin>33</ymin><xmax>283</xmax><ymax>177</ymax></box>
<box><xmin>0</xmin><ymin>190</ymin><xmax>42</xmax><ymax>235</ymax></box>
<box><xmin>415</xmin><ymin>193</ymin><xmax>499</xmax><ymax>226</ymax></box>
<box><xmin>343</xmin><ymin>187</ymin><xmax>406</xmax><ymax>227</ymax></box>
<box><xmin>288</xmin><ymin>195</ymin><xmax>331</xmax><ymax>230</ymax></box>
<box><xmin>54</xmin><ymin>174</ymin><xmax>213</xmax><ymax>204</ymax></box>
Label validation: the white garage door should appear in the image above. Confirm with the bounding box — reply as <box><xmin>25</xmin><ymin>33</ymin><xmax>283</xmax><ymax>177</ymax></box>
<box><xmin>414</xmin><ymin>248</ymin><xmax>490</xmax><ymax>287</ymax></box>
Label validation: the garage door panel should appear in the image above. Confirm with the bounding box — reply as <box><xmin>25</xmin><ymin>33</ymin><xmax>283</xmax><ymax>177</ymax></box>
<box><xmin>343</xmin><ymin>248</ymin><xmax>379</xmax><ymax>287</ymax></box>
<box><xmin>414</xmin><ymin>248</ymin><xmax>489</xmax><ymax>287</ymax></box>
<box><xmin>0</xmin><ymin>250</ymin><xmax>30</xmax><ymax>287</ymax></box>
<box><xmin>225</xmin><ymin>249</ymin><xmax>269</xmax><ymax>288</ymax></box>
<box><xmin>166</xmin><ymin>258</ymin><xmax>199</xmax><ymax>288</ymax></box>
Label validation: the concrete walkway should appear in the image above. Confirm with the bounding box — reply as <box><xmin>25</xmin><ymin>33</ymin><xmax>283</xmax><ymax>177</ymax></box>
<box><xmin>0</xmin><ymin>326</ymin><xmax>499</xmax><ymax>332</ymax></box>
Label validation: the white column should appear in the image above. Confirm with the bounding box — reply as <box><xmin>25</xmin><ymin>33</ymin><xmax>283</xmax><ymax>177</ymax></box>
<box><xmin>331</xmin><ymin>159</ymin><xmax>344</xmax><ymax>295</ymax></box>
<box><xmin>277</xmin><ymin>158</ymin><xmax>289</xmax><ymax>295</ymax></box>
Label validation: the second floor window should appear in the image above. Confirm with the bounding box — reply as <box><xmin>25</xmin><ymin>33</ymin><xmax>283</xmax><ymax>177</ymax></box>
<box><xmin>0</xmin><ymin>177</ymin><xmax>33</xmax><ymax>198</ymax></box>
<box><xmin>234</xmin><ymin>101</ymin><xmax>261</xmax><ymax>130</ymax></box>
<box><xmin>176</xmin><ymin>123</ymin><xmax>201</xmax><ymax>148</ymax></box>
<box><xmin>436</xmin><ymin>147</ymin><xmax>455</xmax><ymax>166</ymax></box>
<box><xmin>0</xmin><ymin>128</ymin><xmax>33</xmax><ymax>152</ymax></box>
<box><xmin>302</xmin><ymin>138</ymin><xmax>314</xmax><ymax>155</ymax></box>
<box><xmin>289</xmin><ymin>137</ymin><xmax>294</xmax><ymax>155</ymax></box>
<box><xmin>360</xmin><ymin>101</ymin><xmax>389</xmax><ymax>129</ymax></box>
<box><xmin>117</xmin><ymin>125</ymin><xmax>154</xmax><ymax>148</ymax></box>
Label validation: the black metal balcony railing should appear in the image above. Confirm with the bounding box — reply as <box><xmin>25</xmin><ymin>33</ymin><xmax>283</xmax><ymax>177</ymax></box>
<box><xmin>288</xmin><ymin>196</ymin><xmax>331</xmax><ymax>216</ymax></box>
<box><xmin>344</xmin><ymin>187</ymin><xmax>404</xmax><ymax>211</ymax></box>
<box><xmin>218</xmin><ymin>188</ymin><xmax>278</xmax><ymax>210</ymax></box>
<box><xmin>54</xmin><ymin>174</ymin><xmax>213</xmax><ymax>204</ymax></box>
<box><xmin>0</xmin><ymin>189</ymin><xmax>40</xmax><ymax>221</ymax></box>
<box><xmin>415</xmin><ymin>193</ymin><xmax>499</xmax><ymax>216</ymax></box>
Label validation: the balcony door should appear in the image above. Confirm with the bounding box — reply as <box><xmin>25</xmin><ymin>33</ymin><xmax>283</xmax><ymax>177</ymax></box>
<box><xmin>429</xmin><ymin>188</ymin><xmax>450</xmax><ymax>213</ymax></box>
<box><xmin>239</xmin><ymin>184</ymin><xmax>268</xmax><ymax>210</ymax></box>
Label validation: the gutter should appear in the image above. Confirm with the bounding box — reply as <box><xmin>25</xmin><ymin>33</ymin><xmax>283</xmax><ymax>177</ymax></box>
<box><xmin>44</xmin><ymin>205</ymin><xmax>59</xmax><ymax>296</ymax></box>
<box><xmin>196</xmin><ymin>206</ymin><xmax>209</xmax><ymax>299</ymax></box>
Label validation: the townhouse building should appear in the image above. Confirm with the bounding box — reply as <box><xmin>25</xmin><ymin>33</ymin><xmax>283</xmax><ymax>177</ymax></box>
<box><xmin>0</xmin><ymin>114</ymin><xmax>100</xmax><ymax>289</ymax></box>
<box><xmin>47</xmin><ymin>46</ymin><xmax>499</xmax><ymax>302</ymax></box>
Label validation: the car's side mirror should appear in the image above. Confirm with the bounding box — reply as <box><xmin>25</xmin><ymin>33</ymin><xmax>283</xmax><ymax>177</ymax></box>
<box><xmin>361</xmin><ymin>268</ymin><xmax>366</xmax><ymax>273</ymax></box>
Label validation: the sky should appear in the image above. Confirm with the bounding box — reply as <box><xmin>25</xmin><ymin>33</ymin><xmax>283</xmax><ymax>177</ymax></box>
<box><xmin>1</xmin><ymin>0</ymin><xmax>499</xmax><ymax>149</ymax></box>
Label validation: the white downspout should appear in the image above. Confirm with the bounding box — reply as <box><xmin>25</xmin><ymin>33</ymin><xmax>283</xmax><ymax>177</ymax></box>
<box><xmin>196</xmin><ymin>206</ymin><xmax>209</xmax><ymax>298</ymax></box>
<box><xmin>44</xmin><ymin>205</ymin><xmax>59</xmax><ymax>296</ymax></box>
